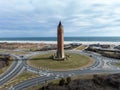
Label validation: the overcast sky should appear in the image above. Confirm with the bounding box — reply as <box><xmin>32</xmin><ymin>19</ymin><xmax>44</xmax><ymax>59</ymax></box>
<box><xmin>0</xmin><ymin>0</ymin><xmax>120</xmax><ymax>37</ymax></box>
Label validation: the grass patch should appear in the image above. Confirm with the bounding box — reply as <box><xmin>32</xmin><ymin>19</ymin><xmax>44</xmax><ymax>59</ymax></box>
<box><xmin>26</xmin><ymin>79</ymin><xmax>59</xmax><ymax>90</ymax></box>
<box><xmin>114</xmin><ymin>62</ymin><xmax>120</xmax><ymax>67</ymax></box>
<box><xmin>11</xmin><ymin>51</ymin><xmax>30</xmax><ymax>55</ymax></box>
<box><xmin>104</xmin><ymin>51</ymin><xmax>115</xmax><ymax>55</ymax></box>
<box><xmin>0</xmin><ymin>49</ymin><xmax>11</xmax><ymax>53</ymax></box>
<box><xmin>27</xmin><ymin>52</ymin><xmax>94</xmax><ymax>71</ymax></box>
<box><xmin>0</xmin><ymin>56</ymin><xmax>14</xmax><ymax>75</ymax></box>
<box><xmin>76</xmin><ymin>45</ymin><xmax>87</xmax><ymax>50</ymax></box>
<box><xmin>0</xmin><ymin>61</ymin><xmax>13</xmax><ymax>74</ymax></box>
<box><xmin>1</xmin><ymin>71</ymin><xmax>38</xmax><ymax>89</ymax></box>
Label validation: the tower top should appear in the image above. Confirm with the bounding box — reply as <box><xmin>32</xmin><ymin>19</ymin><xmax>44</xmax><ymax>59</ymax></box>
<box><xmin>58</xmin><ymin>21</ymin><xmax>62</xmax><ymax>27</ymax></box>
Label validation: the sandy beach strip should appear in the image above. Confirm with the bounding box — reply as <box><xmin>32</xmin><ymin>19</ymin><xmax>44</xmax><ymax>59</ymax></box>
<box><xmin>0</xmin><ymin>41</ymin><xmax>120</xmax><ymax>45</ymax></box>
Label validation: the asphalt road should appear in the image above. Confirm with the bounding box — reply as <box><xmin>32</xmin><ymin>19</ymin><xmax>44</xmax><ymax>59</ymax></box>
<box><xmin>0</xmin><ymin>54</ymin><xmax>25</xmax><ymax>86</ymax></box>
<box><xmin>0</xmin><ymin>50</ymin><xmax>120</xmax><ymax>90</ymax></box>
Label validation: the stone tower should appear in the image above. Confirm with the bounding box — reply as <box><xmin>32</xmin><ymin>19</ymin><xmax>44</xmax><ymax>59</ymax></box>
<box><xmin>57</xmin><ymin>21</ymin><xmax>64</xmax><ymax>59</ymax></box>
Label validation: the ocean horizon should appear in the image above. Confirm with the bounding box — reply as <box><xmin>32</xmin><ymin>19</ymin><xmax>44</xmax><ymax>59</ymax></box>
<box><xmin>0</xmin><ymin>37</ymin><xmax>120</xmax><ymax>42</ymax></box>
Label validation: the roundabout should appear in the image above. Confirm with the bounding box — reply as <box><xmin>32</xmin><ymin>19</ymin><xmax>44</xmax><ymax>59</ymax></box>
<box><xmin>0</xmin><ymin>50</ymin><xmax>119</xmax><ymax>90</ymax></box>
<box><xmin>27</xmin><ymin>51</ymin><xmax>94</xmax><ymax>71</ymax></box>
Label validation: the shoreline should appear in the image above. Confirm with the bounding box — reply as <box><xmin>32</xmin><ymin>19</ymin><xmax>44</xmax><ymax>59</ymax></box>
<box><xmin>0</xmin><ymin>41</ymin><xmax>120</xmax><ymax>45</ymax></box>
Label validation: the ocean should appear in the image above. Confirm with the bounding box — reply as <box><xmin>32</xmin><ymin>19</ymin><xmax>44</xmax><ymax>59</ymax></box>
<box><xmin>0</xmin><ymin>37</ymin><xmax>120</xmax><ymax>42</ymax></box>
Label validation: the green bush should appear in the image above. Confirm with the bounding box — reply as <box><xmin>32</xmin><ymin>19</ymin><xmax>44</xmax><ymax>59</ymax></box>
<box><xmin>59</xmin><ymin>78</ymin><xmax>65</xmax><ymax>86</ymax></box>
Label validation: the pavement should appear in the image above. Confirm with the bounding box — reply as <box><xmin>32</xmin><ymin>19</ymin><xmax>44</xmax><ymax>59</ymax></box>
<box><xmin>0</xmin><ymin>50</ymin><xmax>120</xmax><ymax>90</ymax></box>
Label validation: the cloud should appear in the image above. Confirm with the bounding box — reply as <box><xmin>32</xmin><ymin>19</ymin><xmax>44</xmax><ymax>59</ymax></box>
<box><xmin>0</xmin><ymin>0</ymin><xmax>120</xmax><ymax>37</ymax></box>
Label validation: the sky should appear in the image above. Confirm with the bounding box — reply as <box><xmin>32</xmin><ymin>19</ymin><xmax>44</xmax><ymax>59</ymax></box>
<box><xmin>0</xmin><ymin>0</ymin><xmax>120</xmax><ymax>37</ymax></box>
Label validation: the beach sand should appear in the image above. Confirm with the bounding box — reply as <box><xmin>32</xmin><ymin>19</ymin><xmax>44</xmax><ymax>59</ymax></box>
<box><xmin>0</xmin><ymin>41</ymin><xmax>120</xmax><ymax>45</ymax></box>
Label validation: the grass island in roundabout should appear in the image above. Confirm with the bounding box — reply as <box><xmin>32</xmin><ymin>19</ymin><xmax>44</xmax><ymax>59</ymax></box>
<box><xmin>27</xmin><ymin>52</ymin><xmax>94</xmax><ymax>71</ymax></box>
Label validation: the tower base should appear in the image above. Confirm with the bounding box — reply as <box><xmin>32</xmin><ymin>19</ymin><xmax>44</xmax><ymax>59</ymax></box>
<box><xmin>50</xmin><ymin>53</ymin><xmax>65</xmax><ymax>60</ymax></box>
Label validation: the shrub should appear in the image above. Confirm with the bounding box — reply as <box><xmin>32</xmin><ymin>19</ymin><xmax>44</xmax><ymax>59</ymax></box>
<box><xmin>59</xmin><ymin>78</ymin><xmax>65</xmax><ymax>86</ymax></box>
<box><xmin>66</xmin><ymin>77</ymin><xmax>71</xmax><ymax>84</ymax></box>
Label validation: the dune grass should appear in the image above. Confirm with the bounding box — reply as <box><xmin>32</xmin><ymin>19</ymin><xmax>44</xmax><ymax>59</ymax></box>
<box><xmin>76</xmin><ymin>45</ymin><xmax>87</xmax><ymax>50</ymax></box>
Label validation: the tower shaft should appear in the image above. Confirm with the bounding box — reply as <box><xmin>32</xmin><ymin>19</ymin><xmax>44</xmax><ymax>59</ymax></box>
<box><xmin>57</xmin><ymin>21</ymin><xmax>64</xmax><ymax>59</ymax></box>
